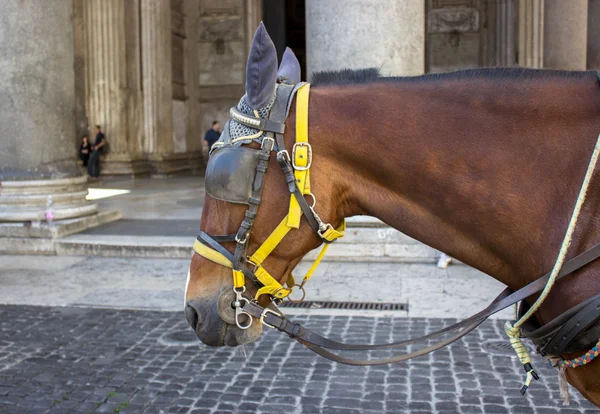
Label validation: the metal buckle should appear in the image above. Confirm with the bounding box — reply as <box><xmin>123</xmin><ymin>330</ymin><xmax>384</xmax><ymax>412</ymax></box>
<box><xmin>261</xmin><ymin>136</ymin><xmax>275</xmax><ymax>151</ymax></box>
<box><xmin>277</xmin><ymin>149</ymin><xmax>291</xmax><ymax>164</ymax></box>
<box><xmin>317</xmin><ymin>223</ymin><xmax>334</xmax><ymax>239</ymax></box>
<box><xmin>260</xmin><ymin>308</ymin><xmax>282</xmax><ymax>329</ymax></box>
<box><xmin>292</xmin><ymin>142</ymin><xmax>312</xmax><ymax>171</ymax></box>
<box><xmin>235</xmin><ymin>231</ymin><xmax>248</xmax><ymax>244</ymax></box>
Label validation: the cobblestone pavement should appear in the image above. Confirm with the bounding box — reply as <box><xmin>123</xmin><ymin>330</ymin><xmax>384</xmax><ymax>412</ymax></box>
<box><xmin>1</xmin><ymin>305</ymin><xmax>598</xmax><ymax>414</ymax></box>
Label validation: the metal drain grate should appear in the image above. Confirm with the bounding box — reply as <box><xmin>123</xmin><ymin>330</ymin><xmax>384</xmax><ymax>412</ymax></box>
<box><xmin>482</xmin><ymin>340</ymin><xmax>517</xmax><ymax>356</ymax></box>
<box><xmin>159</xmin><ymin>330</ymin><xmax>200</xmax><ymax>347</ymax></box>
<box><xmin>279</xmin><ymin>301</ymin><xmax>408</xmax><ymax>311</ymax></box>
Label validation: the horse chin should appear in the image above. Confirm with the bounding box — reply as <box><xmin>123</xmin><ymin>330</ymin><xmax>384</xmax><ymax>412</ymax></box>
<box><xmin>223</xmin><ymin>322</ymin><xmax>263</xmax><ymax>347</ymax></box>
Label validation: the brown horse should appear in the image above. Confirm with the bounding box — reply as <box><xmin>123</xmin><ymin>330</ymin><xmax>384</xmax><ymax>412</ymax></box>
<box><xmin>186</xmin><ymin>26</ymin><xmax>600</xmax><ymax>405</ymax></box>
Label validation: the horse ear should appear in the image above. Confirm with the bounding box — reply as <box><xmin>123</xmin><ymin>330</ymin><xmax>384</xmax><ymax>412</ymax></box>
<box><xmin>277</xmin><ymin>47</ymin><xmax>301</xmax><ymax>84</ymax></box>
<box><xmin>245</xmin><ymin>22</ymin><xmax>278</xmax><ymax>109</ymax></box>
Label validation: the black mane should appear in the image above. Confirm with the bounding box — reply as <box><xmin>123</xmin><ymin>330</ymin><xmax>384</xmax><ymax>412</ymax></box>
<box><xmin>310</xmin><ymin>67</ymin><xmax>597</xmax><ymax>87</ymax></box>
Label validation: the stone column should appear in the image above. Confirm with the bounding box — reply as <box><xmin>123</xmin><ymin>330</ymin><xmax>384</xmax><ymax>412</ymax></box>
<box><xmin>184</xmin><ymin>0</ymin><xmax>202</xmax><ymax>154</ymax></box>
<box><xmin>305</xmin><ymin>0</ymin><xmax>425</xmax><ymax>77</ymax></box>
<box><xmin>141</xmin><ymin>0</ymin><xmax>174</xmax><ymax>155</ymax></box>
<box><xmin>83</xmin><ymin>0</ymin><xmax>128</xmax><ymax>153</ymax></box>
<box><xmin>0</xmin><ymin>1</ymin><xmax>98</xmax><ymax>222</ymax></box>
<box><xmin>518</xmin><ymin>0</ymin><xmax>544</xmax><ymax>68</ymax></box>
<box><xmin>487</xmin><ymin>0</ymin><xmax>518</xmax><ymax>66</ymax></box>
<box><xmin>543</xmin><ymin>0</ymin><xmax>588</xmax><ymax>70</ymax></box>
<box><xmin>588</xmin><ymin>0</ymin><xmax>600</xmax><ymax>69</ymax></box>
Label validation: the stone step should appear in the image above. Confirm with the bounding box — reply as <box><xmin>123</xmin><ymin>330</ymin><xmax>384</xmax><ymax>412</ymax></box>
<box><xmin>54</xmin><ymin>228</ymin><xmax>441</xmax><ymax>262</ymax></box>
<box><xmin>0</xmin><ymin>210</ymin><xmax>122</xmax><ymax>255</ymax></box>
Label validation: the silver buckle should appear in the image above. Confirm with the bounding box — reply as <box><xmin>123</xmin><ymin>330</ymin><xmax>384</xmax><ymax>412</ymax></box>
<box><xmin>260</xmin><ymin>308</ymin><xmax>282</xmax><ymax>329</ymax></box>
<box><xmin>317</xmin><ymin>223</ymin><xmax>334</xmax><ymax>239</ymax></box>
<box><xmin>292</xmin><ymin>142</ymin><xmax>312</xmax><ymax>171</ymax></box>
<box><xmin>235</xmin><ymin>232</ymin><xmax>248</xmax><ymax>244</ymax></box>
<box><xmin>261</xmin><ymin>136</ymin><xmax>275</xmax><ymax>151</ymax></box>
<box><xmin>277</xmin><ymin>149</ymin><xmax>291</xmax><ymax>163</ymax></box>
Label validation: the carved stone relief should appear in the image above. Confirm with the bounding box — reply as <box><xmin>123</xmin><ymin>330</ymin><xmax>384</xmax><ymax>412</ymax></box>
<box><xmin>198</xmin><ymin>0</ymin><xmax>244</xmax><ymax>86</ymax></box>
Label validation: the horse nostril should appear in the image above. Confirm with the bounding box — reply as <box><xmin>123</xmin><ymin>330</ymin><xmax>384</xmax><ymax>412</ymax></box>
<box><xmin>185</xmin><ymin>304</ymin><xmax>199</xmax><ymax>330</ymax></box>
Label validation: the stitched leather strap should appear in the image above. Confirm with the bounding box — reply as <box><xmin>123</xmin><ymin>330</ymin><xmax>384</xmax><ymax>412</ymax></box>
<box><xmin>240</xmin><ymin>241</ymin><xmax>600</xmax><ymax>365</ymax></box>
<box><xmin>541</xmin><ymin>294</ymin><xmax>600</xmax><ymax>356</ymax></box>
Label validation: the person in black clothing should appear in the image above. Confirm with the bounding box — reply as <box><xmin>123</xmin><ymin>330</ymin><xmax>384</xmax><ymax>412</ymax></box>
<box><xmin>203</xmin><ymin>121</ymin><xmax>221</xmax><ymax>153</ymax></box>
<box><xmin>79</xmin><ymin>135</ymin><xmax>91</xmax><ymax>167</ymax></box>
<box><xmin>87</xmin><ymin>125</ymin><xmax>106</xmax><ymax>178</ymax></box>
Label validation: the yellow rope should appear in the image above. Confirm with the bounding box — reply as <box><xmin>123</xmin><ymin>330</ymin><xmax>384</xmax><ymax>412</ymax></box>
<box><xmin>506</xmin><ymin>133</ymin><xmax>600</xmax><ymax>393</ymax></box>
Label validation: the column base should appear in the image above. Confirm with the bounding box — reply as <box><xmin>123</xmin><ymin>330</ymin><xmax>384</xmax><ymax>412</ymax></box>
<box><xmin>0</xmin><ymin>175</ymin><xmax>98</xmax><ymax>222</ymax></box>
<box><xmin>99</xmin><ymin>151</ymin><xmax>204</xmax><ymax>176</ymax></box>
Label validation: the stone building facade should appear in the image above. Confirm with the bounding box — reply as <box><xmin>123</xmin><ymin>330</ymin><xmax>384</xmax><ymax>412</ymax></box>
<box><xmin>72</xmin><ymin>0</ymin><xmax>261</xmax><ymax>175</ymax></box>
<box><xmin>0</xmin><ymin>0</ymin><xmax>599</xmax><ymax>224</ymax></box>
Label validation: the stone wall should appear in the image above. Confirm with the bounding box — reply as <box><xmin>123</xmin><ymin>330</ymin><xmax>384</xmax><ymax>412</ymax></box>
<box><xmin>305</xmin><ymin>0</ymin><xmax>426</xmax><ymax>77</ymax></box>
<box><xmin>197</xmin><ymin>0</ymin><xmax>261</xmax><ymax>135</ymax></box>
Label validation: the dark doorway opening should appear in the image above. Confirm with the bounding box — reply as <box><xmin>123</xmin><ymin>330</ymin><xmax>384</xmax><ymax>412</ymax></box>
<box><xmin>262</xmin><ymin>0</ymin><xmax>307</xmax><ymax>80</ymax></box>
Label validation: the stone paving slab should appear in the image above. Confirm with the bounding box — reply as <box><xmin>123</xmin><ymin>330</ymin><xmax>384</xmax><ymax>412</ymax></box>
<box><xmin>0</xmin><ymin>305</ymin><xmax>598</xmax><ymax>414</ymax></box>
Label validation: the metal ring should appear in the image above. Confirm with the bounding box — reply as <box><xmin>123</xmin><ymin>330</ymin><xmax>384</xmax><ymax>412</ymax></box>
<box><xmin>306</xmin><ymin>193</ymin><xmax>317</xmax><ymax>209</ymax></box>
<box><xmin>287</xmin><ymin>284</ymin><xmax>307</xmax><ymax>304</ymax></box>
<box><xmin>234</xmin><ymin>297</ymin><xmax>252</xmax><ymax>330</ymax></box>
<box><xmin>235</xmin><ymin>311</ymin><xmax>252</xmax><ymax>330</ymax></box>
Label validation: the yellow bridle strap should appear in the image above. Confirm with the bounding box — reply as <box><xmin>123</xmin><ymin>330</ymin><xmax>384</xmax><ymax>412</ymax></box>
<box><xmin>193</xmin><ymin>238</ymin><xmax>290</xmax><ymax>297</ymax></box>
<box><xmin>301</xmin><ymin>244</ymin><xmax>330</xmax><ymax>285</ymax></box>
<box><xmin>248</xmin><ymin>216</ymin><xmax>293</xmax><ymax>266</ymax></box>
<box><xmin>194</xmin><ymin>221</ymin><xmax>345</xmax><ymax>300</ymax></box>
<box><xmin>254</xmin><ymin>266</ymin><xmax>291</xmax><ymax>299</ymax></box>
<box><xmin>321</xmin><ymin>221</ymin><xmax>346</xmax><ymax>242</ymax></box>
<box><xmin>288</xmin><ymin>84</ymin><xmax>311</xmax><ymax>228</ymax></box>
<box><xmin>193</xmin><ymin>240</ymin><xmax>246</xmax><ymax>288</ymax></box>
<box><xmin>193</xmin><ymin>240</ymin><xmax>232</xmax><ymax>268</ymax></box>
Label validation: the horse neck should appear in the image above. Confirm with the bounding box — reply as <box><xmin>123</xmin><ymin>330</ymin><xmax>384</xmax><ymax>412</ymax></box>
<box><xmin>309</xmin><ymin>78</ymin><xmax>600</xmax><ymax>321</ymax></box>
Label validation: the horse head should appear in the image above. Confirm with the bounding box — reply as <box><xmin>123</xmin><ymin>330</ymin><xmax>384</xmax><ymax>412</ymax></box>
<box><xmin>185</xmin><ymin>23</ymin><xmax>343</xmax><ymax>347</ymax></box>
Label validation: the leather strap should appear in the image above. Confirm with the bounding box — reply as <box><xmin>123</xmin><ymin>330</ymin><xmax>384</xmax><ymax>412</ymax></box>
<box><xmin>276</xmin><ymin>153</ymin><xmax>324</xmax><ymax>237</ymax></box>
<box><xmin>541</xmin><ymin>294</ymin><xmax>600</xmax><ymax>356</ymax></box>
<box><xmin>240</xmin><ymin>240</ymin><xmax>600</xmax><ymax>365</ymax></box>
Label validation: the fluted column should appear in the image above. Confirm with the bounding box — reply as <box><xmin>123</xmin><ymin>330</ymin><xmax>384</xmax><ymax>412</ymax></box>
<box><xmin>489</xmin><ymin>0</ymin><xmax>518</xmax><ymax>66</ymax></box>
<box><xmin>590</xmin><ymin>0</ymin><xmax>600</xmax><ymax>69</ymax></box>
<box><xmin>141</xmin><ymin>0</ymin><xmax>173</xmax><ymax>154</ymax></box>
<box><xmin>83</xmin><ymin>0</ymin><xmax>128</xmax><ymax>153</ymax></box>
<box><xmin>518</xmin><ymin>0</ymin><xmax>544</xmax><ymax>68</ymax></box>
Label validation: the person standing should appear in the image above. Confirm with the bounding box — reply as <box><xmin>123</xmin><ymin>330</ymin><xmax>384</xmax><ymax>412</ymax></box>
<box><xmin>203</xmin><ymin>121</ymin><xmax>221</xmax><ymax>153</ymax></box>
<box><xmin>79</xmin><ymin>135</ymin><xmax>90</xmax><ymax>167</ymax></box>
<box><xmin>87</xmin><ymin>125</ymin><xmax>106</xmax><ymax>178</ymax></box>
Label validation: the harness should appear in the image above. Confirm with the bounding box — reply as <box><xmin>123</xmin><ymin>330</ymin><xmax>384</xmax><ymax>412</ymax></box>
<box><xmin>194</xmin><ymin>82</ymin><xmax>345</xmax><ymax>328</ymax></box>
<box><xmin>194</xmin><ymin>81</ymin><xmax>600</xmax><ymax>398</ymax></box>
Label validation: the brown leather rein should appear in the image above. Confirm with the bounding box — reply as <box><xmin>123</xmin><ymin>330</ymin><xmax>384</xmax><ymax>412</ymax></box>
<box><xmin>241</xmin><ymin>240</ymin><xmax>600</xmax><ymax>366</ymax></box>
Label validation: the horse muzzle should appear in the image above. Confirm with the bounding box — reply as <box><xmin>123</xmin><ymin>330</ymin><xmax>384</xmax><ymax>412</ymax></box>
<box><xmin>185</xmin><ymin>290</ymin><xmax>263</xmax><ymax>347</ymax></box>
